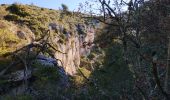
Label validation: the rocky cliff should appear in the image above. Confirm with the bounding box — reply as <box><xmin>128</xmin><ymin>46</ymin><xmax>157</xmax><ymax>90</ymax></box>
<box><xmin>0</xmin><ymin>4</ymin><xmax>98</xmax><ymax>96</ymax></box>
<box><xmin>0</xmin><ymin>4</ymin><xmax>97</xmax><ymax>76</ymax></box>
<box><xmin>50</xmin><ymin>23</ymin><xmax>95</xmax><ymax>75</ymax></box>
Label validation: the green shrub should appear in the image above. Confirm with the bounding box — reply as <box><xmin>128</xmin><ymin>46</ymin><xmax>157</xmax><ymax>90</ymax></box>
<box><xmin>59</xmin><ymin>33</ymin><xmax>66</xmax><ymax>40</ymax></box>
<box><xmin>1</xmin><ymin>4</ymin><xmax>6</xmax><ymax>6</ymax></box>
<box><xmin>58</xmin><ymin>34</ymin><xmax>66</xmax><ymax>44</ymax></box>
<box><xmin>58</xmin><ymin>38</ymin><xmax>65</xmax><ymax>44</ymax></box>
<box><xmin>79</xmin><ymin>67</ymin><xmax>91</xmax><ymax>78</ymax></box>
<box><xmin>71</xmin><ymin>67</ymin><xmax>91</xmax><ymax>88</ymax></box>
<box><xmin>32</xmin><ymin>64</ymin><xmax>60</xmax><ymax>92</ymax></box>
<box><xmin>0</xmin><ymin>29</ymin><xmax>20</xmax><ymax>56</ymax></box>
<box><xmin>60</xmin><ymin>4</ymin><xmax>71</xmax><ymax>16</ymax></box>
<box><xmin>0</xmin><ymin>29</ymin><xmax>20</xmax><ymax>44</ymax></box>
<box><xmin>7</xmin><ymin>4</ymin><xmax>30</xmax><ymax>17</ymax></box>
<box><xmin>38</xmin><ymin>67</ymin><xmax>59</xmax><ymax>80</ymax></box>
<box><xmin>88</xmin><ymin>53</ymin><xmax>97</xmax><ymax>60</ymax></box>
<box><xmin>4</xmin><ymin>14</ymin><xmax>20</xmax><ymax>21</ymax></box>
<box><xmin>0</xmin><ymin>6</ymin><xmax>8</xmax><ymax>19</ymax></box>
<box><xmin>32</xmin><ymin>61</ymin><xmax>60</xmax><ymax>82</ymax></box>
<box><xmin>41</xmin><ymin>8</ymin><xmax>44</xmax><ymax>11</ymax></box>
<box><xmin>80</xmin><ymin>57</ymin><xmax>91</xmax><ymax>70</ymax></box>
<box><xmin>73</xmin><ymin>75</ymin><xmax>85</xmax><ymax>86</ymax></box>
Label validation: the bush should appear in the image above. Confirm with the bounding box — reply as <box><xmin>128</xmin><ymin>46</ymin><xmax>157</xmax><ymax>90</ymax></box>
<box><xmin>58</xmin><ymin>38</ymin><xmax>65</xmax><ymax>44</ymax></box>
<box><xmin>79</xmin><ymin>67</ymin><xmax>91</xmax><ymax>78</ymax></box>
<box><xmin>88</xmin><ymin>53</ymin><xmax>97</xmax><ymax>60</ymax></box>
<box><xmin>7</xmin><ymin>4</ymin><xmax>30</xmax><ymax>17</ymax></box>
<box><xmin>0</xmin><ymin>29</ymin><xmax>20</xmax><ymax>55</ymax></box>
<box><xmin>61</xmin><ymin>4</ymin><xmax>69</xmax><ymax>12</ymax></box>
<box><xmin>0</xmin><ymin>29</ymin><xmax>20</xmax><ymax>44</ymax></box>
<box><xmin>32</xmin><ymin>61</ymin><xmax>60</xmax><ymax>82</ymax></box>
<box><xmin>1</xmin><ymin>4</ymin><xmax>6</xmax><ymax>6</ymax></box>
<box><xmin>32</xmin><ymin>64</ymin><xmax>60</xmax><ymax>92</ymax></box>
<box><xmin>4</xmin><ymin>14</ymin><xmax>20</xmax><ymax>21</ymax></box>
<box><xmin>80</xmin><ymin>57</ymin><xmax>92</xmax><ymax>70</ymax></box>
<box><xmin>59</xmin><ymin>33</ymin><xmax>66</xmax><ymax>40</ymax></box>
<box><xmin>58</xmin><ymin>34</ymin><xmax>66</xmax><ymax>44</ymax></box>
<box><xmin>35</xmin><ymin>67</ymin><xmax>59</xmax><ymax>80</ymax></box>
<box><xmin>0</xmin><ymin>6</ymin><xmax>7</xmax><ymax>20</ymax></box>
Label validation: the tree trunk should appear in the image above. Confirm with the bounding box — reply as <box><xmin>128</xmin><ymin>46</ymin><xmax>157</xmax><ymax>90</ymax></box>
<box><xmin>165</xmin><ymin>37</ymin><xmax>170</xmax><ymax>94</ymax></box>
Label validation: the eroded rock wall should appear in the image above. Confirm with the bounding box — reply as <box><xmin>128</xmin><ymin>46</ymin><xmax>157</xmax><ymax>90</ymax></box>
<box><xmin>53</xmin><ymin>24</ymin><xmax>95</xmax><ymax>75</ymax></box>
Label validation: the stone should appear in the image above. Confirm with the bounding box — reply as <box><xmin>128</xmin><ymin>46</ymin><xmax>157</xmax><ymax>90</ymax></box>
<box><xmin>36</xmin><ymin>55</ymin><xmax>57</xmax><ymax>67</ymax></box>
<box><xmin>49</xmin><ymin>24</ymin><xmax>95</xmax><ymax>75</ymax></box>
<box><xmin>49</xmin><ymin>23</ymin><xmax>58</xmax><ymax>30</ymax></box>
<box><xmin>17</xmin><ymin>31</ymin><xmax>27</xmax><ymax>39</ymax></box>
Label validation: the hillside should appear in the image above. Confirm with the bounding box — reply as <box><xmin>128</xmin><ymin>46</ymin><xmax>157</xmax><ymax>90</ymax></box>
<box><xmin>0</xmin><ymin>3</ymin><xmax>134</xmax><ymax>99</ymax></box>
<box><xmin>0</xmin><ymin>3</ymin><xmax>95</xmax><ymax>99</ymax></box>
<box><xmin>1</xmin><ymin>1</ymin><xmax>170</xmax><ymax>99</ymax></box>
<box><xmin>0</xmin><ymin>3</ymin><xmax>84</xmax><ymax>54</ymax></box>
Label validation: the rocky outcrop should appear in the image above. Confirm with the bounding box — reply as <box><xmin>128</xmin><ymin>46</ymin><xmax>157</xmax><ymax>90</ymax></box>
<box><xmin>16</xmin><ymin>30</ymin><xmax>35</xmax><ymax>43</ymax></box>
<box><xmin>3</xmin><ymin>55</ymin><xmax>69</xmax><ymax>95</ymax></box>
<box><xmin>55</xmin><ymin>35</ymin><xmax>80</xmax><ymax>75</ymax></box>
<box><xmin>51</xmin><ymin>23</ymin><xmax>96</xmax><ymax>75</ymax></box>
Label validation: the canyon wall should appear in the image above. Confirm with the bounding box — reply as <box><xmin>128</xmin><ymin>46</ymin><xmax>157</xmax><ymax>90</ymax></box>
<box><xmin>53</xmin><ymin>23</ymin><xmax>95</xmax><ymax>75</ymax></box>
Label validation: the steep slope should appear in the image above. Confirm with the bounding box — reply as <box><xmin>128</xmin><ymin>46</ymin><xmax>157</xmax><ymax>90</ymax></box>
<box><xmin>0</xmin><ymin>4</ymin><xmax>96</xmax><ymax>75</ymax></box>
<box><xmin>0</xmin><ymin>4</ymin><xmax>98</xmax><ymax>98</ymax></box>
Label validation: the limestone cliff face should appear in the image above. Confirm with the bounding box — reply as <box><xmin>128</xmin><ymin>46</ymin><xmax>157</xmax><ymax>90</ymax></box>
<box><xmin>53</xmin><ymin>24</ymin><xmax>95</xmax><ymax>75</ymax></box>
<box><xmin>1</xmin><ymin>20</ymin><xmax>95</xmax><ymax>76</ymax></box>
<box><xmin>55</xmin><ymin>35</ymin><xmax>80</xmax><ymax>75</ymax></box>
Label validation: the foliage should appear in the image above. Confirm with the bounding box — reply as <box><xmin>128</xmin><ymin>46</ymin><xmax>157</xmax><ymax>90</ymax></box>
<box><xmin>0</xmin><ymin>3</ymin><xmax>90</xmax><ymax>99</ymax></box>
<box><xmin>0</xmin><ymin>28</ymin><xmax>20</xmax><ymax>56</ymax></box>
<box><xmin>4</xmin><ymin>14</ymin><xmax>20</xmax><ymax>21</ymax></box>
<box><xmin>87</xmin><ymin>43</ymin><xmax>134</xmax><ymax>98</ymax></box>
<box><xmin>80</xmin><ymin>57</ymin><xmax>91</xmax><ymax>70</ymax></box>
<box><xmin>0</xmin><ymin>2</ymin><xmax>139</xmax><ymax>99</ymax></box>
<box><xmin>1</xmin><ymin>3</ymin><xmax>83</xmax><ymax>40</ymax></box>
<box><xmin>58</xmin><ymin>33</ymin><xmax>66</xmax><ymax>44</ymax></box>
<box><xmin>61</xmin><ymin>4</ymin><xmax>69</xmax><ymax>12</ymax></box>
<box><xmin>33</xmin><ymin>66</ymin><xmax>60</xmax><ymax>82</ymax></box>
<box><xmin>6</xmin><ymin>4</ymin><xmax>30</xmax><ymax>17</ymax></box>
<box><xmin>0</xmin><ymin>6</ymin><xmax>8</xmax><ymax>20</ymax></box>
<box><xmin>30</xmin><ymin>61</ymin><xmax>68</xmax><ymax>99</ymax></box>
<box><xmin>86</xmin><ymin>0</ymin><xmax>170</xmax><ymax>99</ymax></box>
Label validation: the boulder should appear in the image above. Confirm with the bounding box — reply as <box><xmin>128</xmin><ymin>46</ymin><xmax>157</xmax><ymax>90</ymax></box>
<box><xmin>36</xmin><ymin>55</ymin><xmax>57</xmax><ymax>67</ymax></box>
<box><xmin>49</xmin><ymin>23</ymin><xmax>58</xmax><ymax>30</ymax></box>
<box><xmin>17</xmin><ymin>31</ymin><xmax>27</xmax><ymax>39</ymax></box>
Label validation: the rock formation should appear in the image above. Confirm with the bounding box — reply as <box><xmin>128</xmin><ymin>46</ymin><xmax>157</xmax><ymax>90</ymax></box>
<box><xmin>48</xmin><ymin>23</ymin><xmax>96</xmax><ymax>75</ymax></box>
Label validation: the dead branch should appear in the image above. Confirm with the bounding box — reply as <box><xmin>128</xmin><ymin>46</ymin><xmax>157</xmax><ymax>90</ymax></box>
<box><xmin>0</xmin><ymin>61</ymin><xmax>20</xmax><ymax>76</ymax></box>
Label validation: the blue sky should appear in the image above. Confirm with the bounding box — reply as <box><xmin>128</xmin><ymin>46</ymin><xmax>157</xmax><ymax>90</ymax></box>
<box><xmin>0</xmin><ymin>0</ymin><xmax>87</xmax><ymax>11</ymax></box>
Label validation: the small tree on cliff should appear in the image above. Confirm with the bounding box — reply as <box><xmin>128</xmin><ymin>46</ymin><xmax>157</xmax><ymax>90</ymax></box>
<box><xmin>61</xmin><ymin>4</ymin><xmax>68</xmax><ymax>12</ymax></box>
<box><xmin>61</xmin><ymin>4</ymin><xmax>71</xmax><ymax>15</ymax></box>
<box><xmin>59</xmin><ymin>4</ymin><xmax>71</xmax><ymax>21</ymax></box>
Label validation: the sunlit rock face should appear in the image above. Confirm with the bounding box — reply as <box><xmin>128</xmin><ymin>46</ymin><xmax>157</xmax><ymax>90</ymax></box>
<box><xmin>52</xmin><ymin>23</ymin><xmax>96</xmax><ymax>75</ymax></box>
<box><xmin>55</xmin><ymin>35</ymin><xmax>80</xmax><ymax>75</ymax></box>
<box><xmin>16</xmin><ymin>29</ymin><xmax>35</xmax><ymax>43</ymax></box>
<box><xmin>80</xmin><ymin>27</ymin><xmax>95</xmax><ymax>57</ymax></box>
